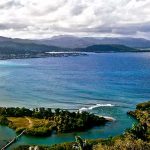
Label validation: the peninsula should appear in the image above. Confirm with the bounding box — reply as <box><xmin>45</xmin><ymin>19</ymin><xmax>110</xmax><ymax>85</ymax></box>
<box><xmin>0</xmin><ymin>108</ymin><xmax>108</xmax><ymax>136</ymax></box>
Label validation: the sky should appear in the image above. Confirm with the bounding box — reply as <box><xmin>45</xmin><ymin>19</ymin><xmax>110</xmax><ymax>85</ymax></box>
<box><xmin>0</xmin><ymin>0</ymin><xmax>150</xmax><ymax>39</ymax></box>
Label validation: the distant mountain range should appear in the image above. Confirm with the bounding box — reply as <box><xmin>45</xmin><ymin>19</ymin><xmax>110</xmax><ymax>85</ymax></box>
<box><xmin>1</xmin><ymin>35</ymin><xmax>150</xmax><ymax>50</ymax></box>
<box><xmin>0</xmin><ymin>36</ymin><xmax>64</xmax><ymax>54</ymax></box>
<box><xmin>35</xmin><ymin>35</ymin><xmax>150</xmax><ymax>49</ymax></box>
<box><xmin>0</xmin><ymin>35</ymin><xmax>150</xmax><ymax>59</ymax></box>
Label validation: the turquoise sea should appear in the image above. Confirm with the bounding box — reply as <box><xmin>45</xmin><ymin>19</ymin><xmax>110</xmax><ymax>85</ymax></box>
<box><xmin>0</xmin><ymin>52</ymin><xmax>150</xmax><ymax>149</ymax></box>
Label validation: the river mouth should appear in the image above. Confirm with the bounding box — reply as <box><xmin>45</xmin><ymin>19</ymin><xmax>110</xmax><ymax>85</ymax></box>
<box><xmin>0</xmin><ymin>106</ymin><xmax>136</xmax><ymax>150</ymax></box>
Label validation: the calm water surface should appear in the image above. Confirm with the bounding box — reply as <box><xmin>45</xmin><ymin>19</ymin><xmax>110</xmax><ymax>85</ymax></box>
<box><xmin>0</xmin><ymin>52</ymin><xmax>150</xmax><ymax>149</ymax></box>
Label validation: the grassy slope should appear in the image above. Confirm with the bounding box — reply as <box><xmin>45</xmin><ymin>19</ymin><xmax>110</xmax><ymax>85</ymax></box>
<box><xmin>8</xmin><ymin>117</ymin><xmax>51</xmax><ymax>129</ymax></box>
<box><xmin>7</xmin><ymin>117</ymin><xmax>54</xmax><ymax>136</ymax></box>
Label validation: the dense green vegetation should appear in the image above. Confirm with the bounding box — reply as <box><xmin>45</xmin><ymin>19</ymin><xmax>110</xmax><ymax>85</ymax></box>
<box><xmin>0</xmin><ymin>107</ymin><xmax>53</xmax><ymax>118</ymax></box>
<box><xmin>127</xmin><ymin>101</ymin><xmax>150</xmax><ymax>141</ymax></box>
<box><xmin>0</xmin><ymin>116</ymin><xmax>10</xmax><ymax>125</ymax></box>
<box><xmin>0</xmin><ymin>107</ymin><xmax>107</xmax><ymax>136</ymax></box>
<box><xmin>13</xmin><ymin>101</ymin><xmax>150</xmax><ymax>150</ymax></box>
<box><xmin>26</xmin><ymin>126</ymin><xmax>52</xmax><ymax>136</ymax></box>
<box><xmin>53</xmin><ymin>111</ymin><xmax>106</xmax><ymax>133</ymax></box>
<box><xmin>136</xmin><ymin>101</ymin><xmax>150</xmax><ymax>111</ymax></box>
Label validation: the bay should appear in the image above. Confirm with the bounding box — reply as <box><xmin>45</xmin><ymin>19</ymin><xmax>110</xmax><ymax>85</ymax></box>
<box><xmin>0</xmin><ymin>52</ymin><xmax>150</xmax><ymax>149</ymax></box>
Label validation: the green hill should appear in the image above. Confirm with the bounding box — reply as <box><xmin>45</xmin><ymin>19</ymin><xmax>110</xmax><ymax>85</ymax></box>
<box><xmin>76</xmin><ymin>44</ymin><xmax>138</xmax><ymax>52</ymax></box>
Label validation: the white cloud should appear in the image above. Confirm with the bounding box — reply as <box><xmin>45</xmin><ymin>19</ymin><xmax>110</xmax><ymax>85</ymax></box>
<box><xmin>0</xmin><ymin>0</ymin><xmax>150</xmax><ymax>39</ymax></box>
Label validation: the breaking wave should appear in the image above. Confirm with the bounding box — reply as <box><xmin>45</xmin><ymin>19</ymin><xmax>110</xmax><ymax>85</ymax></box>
<box><xmin>79</xmin><ymin>103</ymin><xmax>115</xmax><ymax>112</ymax></box>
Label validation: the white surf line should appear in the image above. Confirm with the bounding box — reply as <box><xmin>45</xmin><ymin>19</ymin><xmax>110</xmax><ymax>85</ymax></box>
<box><xmin>79</xmin><ymin>103</ymin><xmax>115</xmax><ymax>112</ymax></box>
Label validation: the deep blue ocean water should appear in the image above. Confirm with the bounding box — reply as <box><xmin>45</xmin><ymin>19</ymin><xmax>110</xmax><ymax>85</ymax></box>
<box><xmin>0</xmin><ymin>52</ymin><xmax>150</xmax><ymax>149</ymax></box>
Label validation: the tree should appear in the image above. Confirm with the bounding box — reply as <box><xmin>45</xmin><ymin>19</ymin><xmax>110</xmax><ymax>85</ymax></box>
<box><xmin>0</xmin><ymin>116</ymin><xmax>10</xmax><ymax>125</ymax></box>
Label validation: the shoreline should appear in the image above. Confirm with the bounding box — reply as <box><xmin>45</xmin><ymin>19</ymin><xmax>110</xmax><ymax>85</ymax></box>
<box><xmin>0</xmin><ymin>51</ymin><xmax>150</xmax><ymax>61</ymax></box>
<box><xmin>0</xmin><ymin>52</ymin><xmax>87</xmax><ymax>61</ymax></box>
